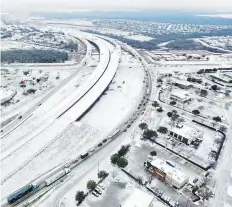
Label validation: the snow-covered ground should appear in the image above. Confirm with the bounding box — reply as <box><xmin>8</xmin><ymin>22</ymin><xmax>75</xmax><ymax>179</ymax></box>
<box><xmin>81</xmin><ymin>50</ymin><xmax>144</xmax><ymax>133</ymax></box>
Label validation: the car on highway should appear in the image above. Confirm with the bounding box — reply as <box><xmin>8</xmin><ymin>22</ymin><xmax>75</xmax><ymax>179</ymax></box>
<box><xmin>72</xmin><ymin>158</ymin><xmax>79</xmax><ymax>163</ymax></box>
<box><xmin>65</xmin><ymin>163</ymin><xmax>71</xmax><ymax>168</ymax></box>
<box><xmin>90</xmin><ymin>148</ymin><xmax>95</xmax><ymax>152</ymax></box>
<box><xmin>98</xmin><ymin>143</ymin><xmax>103</xmax><ymax>147</ymax></box>
<box><xmin>103</xmin><ymin>139</ymin><xmax>107</xmax><ymax>143</ymax></box>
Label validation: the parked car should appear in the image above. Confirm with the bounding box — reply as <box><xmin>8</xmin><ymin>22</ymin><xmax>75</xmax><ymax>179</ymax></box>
<box><xmin>92</xmin><ymin>191</ymin><xmax>99</xmax><ymax>197</ymax></box>
<box><xmin>94</xmin><ymin>188</ymin><xmax>102</xmax><ymax>195</ymax></box>
<box><xmin>18</xmin><ymin>116</ymin><xmax>22</xmax><ymax>119</ymax></box>
<box><xmin>98</xmin><ymin>184</ymin><xmax>105</xmax><ymax>190</ymax></box>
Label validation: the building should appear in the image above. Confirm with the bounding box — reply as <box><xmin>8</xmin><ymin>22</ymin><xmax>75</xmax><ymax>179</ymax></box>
<box><xmin>121</xmin><ymin>188</ymin><xmax>166</xmax><ymax>207</ymax></box>
<box><xmin>172</xmin><ymin>79</ymin><xmax>192</xmax><ymax>89</ymax></box>
<box><xmin>170</xmin><ymin>89</ymin><xmax>192</xmax><ymax>104</ymax></box>
<box><xmin>145</xmin><ymin>158</ymin><xmax>189</xmax><ymax>189</ymax></box>
<box><xmin>169</xmin><ymin>124</ymin><xmax>204</xmax><ymax>145</ymax></box>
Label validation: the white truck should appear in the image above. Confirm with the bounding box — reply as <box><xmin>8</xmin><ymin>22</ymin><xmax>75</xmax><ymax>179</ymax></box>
<box><xmin>45</xmin><ymin>168</ymin><xmax>70</xmax><ymax>186</ymax></box>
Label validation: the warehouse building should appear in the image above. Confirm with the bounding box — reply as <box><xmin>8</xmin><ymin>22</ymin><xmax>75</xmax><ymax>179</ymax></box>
<box><xmin>145</xmin><ymin>158</ymin><xmax>189</xmax><ymax>189</ymax></box>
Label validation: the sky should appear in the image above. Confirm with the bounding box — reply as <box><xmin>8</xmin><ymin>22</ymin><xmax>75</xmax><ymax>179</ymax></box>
<box><xmin>2</xmin><ymin>0</ymin><xmax>232</xmax><ymax>17</ymax></box>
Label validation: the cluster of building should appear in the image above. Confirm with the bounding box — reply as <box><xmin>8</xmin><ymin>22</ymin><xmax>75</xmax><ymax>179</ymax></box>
<box><xmin>93</xmin><ymin>19</ymin><xmax>232</xmax><ymax>36</ymax></box>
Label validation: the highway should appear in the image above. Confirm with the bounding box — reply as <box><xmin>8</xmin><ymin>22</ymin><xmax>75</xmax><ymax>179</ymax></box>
<box><xmin>1</xmin><ymin>37</ymin><xmax>91</xmax><ymax>138</ymax></box>
<box><xmin>1</xmin><ymin>37</ymin><xmax>151</xmax><ymax>207</ymax></box>
<box><xmin>1</xmin><ymin>35</ymin><xmax>121</xmax><ymax>197</ymax></box>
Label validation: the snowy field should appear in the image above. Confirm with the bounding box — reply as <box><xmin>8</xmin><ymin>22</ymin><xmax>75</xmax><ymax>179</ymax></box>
<box><xmin>81</xmin><ymin>50</ymin><xmax>144</xmax><ymax>133</ymax></box>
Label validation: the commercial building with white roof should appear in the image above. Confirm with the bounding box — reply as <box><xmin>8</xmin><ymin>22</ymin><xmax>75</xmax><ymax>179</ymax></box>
<box><xmin>169</xmin><ymin>124</ymin><xmax>204</xmax><ymax>145</ymax></box>
<box><xmin>170</xmin><ymin>89</ymin><xmax>192</xmax><ymax>104</ymax></box>
<box><xmin>145</xmin><ymin>158</ymin><xmax>189</xmax><ymax>189</ymax></box>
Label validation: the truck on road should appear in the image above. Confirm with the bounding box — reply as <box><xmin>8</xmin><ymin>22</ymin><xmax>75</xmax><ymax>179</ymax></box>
<box><xmin>44</xmin><ymin>168</ymin><xmax>71</xmax><ymax>186</ymax></box>
<box><xmin>7</xmin><ymin>184</ymin><xmax>40</xmax><ymax>204</ymax></box>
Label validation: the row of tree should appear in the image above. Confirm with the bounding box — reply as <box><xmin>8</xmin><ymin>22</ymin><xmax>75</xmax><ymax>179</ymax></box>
<box><xmin>1</xmin><ymin>49</ymin><xmax>68</xmax><ymax>64</ymax></box>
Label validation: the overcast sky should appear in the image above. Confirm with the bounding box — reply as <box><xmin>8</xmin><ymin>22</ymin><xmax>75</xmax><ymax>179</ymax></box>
<box><xmin>2</xmin><ymin>0</ymin><xmax>232</xmax><ymax>17</ymax></box>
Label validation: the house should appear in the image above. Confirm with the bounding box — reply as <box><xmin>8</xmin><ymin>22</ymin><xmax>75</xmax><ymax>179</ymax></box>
<box><xmin>145</xmin><ymin>158</ymin><xmax>189</xmax><ymax>189</ymax></box>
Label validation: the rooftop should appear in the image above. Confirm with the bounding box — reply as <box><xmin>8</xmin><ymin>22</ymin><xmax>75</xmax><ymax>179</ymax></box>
<box><xmin>170</xmin><ymin>89</ymin><xmax>191</xmax><ymax>100</ymax></box>
<box><xmin>151</xmin><ymin>158</ymin><xmax>189</xmax><ymax>184</ymax></box>
<box><xmin>170</xmin><ymin>124</ymin><xmax>204</xmax><ymax>141</ymax></box>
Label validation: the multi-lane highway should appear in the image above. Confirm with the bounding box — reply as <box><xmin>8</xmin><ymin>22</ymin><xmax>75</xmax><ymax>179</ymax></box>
<box><xmin>1</xmin><ymin>34</ymin><xmax>121</xmax><ymax>202</ymax></box>
<box><xmin>1</xmin><ymin>35</ymin><xmax>151</xmax><ymax>207</ymax></box>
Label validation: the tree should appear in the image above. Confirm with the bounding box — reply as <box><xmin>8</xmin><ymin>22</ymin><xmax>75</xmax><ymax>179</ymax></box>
<box><xmin>200</xmin><ymin>89</ymin><xmax>208</xmax><ymax>97</ymax></box>
<box><xmin>167</xmin><ymin>112</ymin><xmax>173</xmax><ymax>118</ymax></box>
<box><xmin>208</xmin><ymin>151</ymin><xmax>216</xmax><ymax>160</ymax></box>
<box><xmin>157</xmin><ymin>126</ymin><xmax>168</xmax><ymax>135</ymax></box>
<box><xmin>200</xmin><ymin>177</ymin><xmax>211</xmax><ymax>188</ymax></box>
<box><xmin>219</xmin><ymin>125</ymin><xmax>227</xmax><ymax>132</ymax></box>
<box><xmin>87</xmin><ymin>180</ymin><xmax>97</xmax><ymax>190</ymax></box>
<box><xmin>118</xmin><ymin>144</ymin><xmax>130</xmax><ymax>157</ymax></box>
<box><xmin>98</xmin><ymin>170</ymin><xmax>108</xmax><ymax>179</ymax></box>
<box><xmin>143</xmin><ymin>130</ymin><xmax>158</xmax><ymax>140</ymax></box>
<box><xmin>211</xmin><ymin>85</ymin><xmax>218</xmax><ymax>91</ymax></box>
<box><xmin>192</xmin><ymin>109</ymin><xmax>200</xmax><ymax>115</ymax></box>
<box><xmin>112</xmin><ymin>171</ymin><xmax>118</xmax><ymax>179</ymax></box>
<box><xmin>75</xmin><ymin>191</ymin><xmax>85</xmax><ymax>204</ymax></box>
<box><xmin>139</xmin><ymin>123</ymin><xmax>148</xmax><ymax>131</ymax></box>
<box><xmin>170</xmin><ymin>101</ymin><xmax>176</xmax><ymax>105</ymax></box>
<box><xmin>152</xmin><ymin>101</ymin><xmax>159</xmax><ymax>107</ymax></box>
<box><xmin>137</xmin><ymin>176</ymin><xmax>144</xmax><ymax>185</ymax></box>
<box><xmin>111</xmin><ymin>153</ymin><xmax>119</xmax><ymax>165</ymax></box>
<box><xmin>198</xmin><ymin>188</ymin><xmax>214</xmax><ymax>201</ymax></box>
<box><xmin>117</xmin><ymin>157</ymin><xmax>128</xmax><ymax>168</ymax></box>
<box><xmin>150</xmin><ymin>151</ymin><xmax>157</xmax><ymax>156</ymax></box>
<box><xmin>213</xmin><ymin>116</ymin><xmax>222</xmax><ymax>122</ymax></box>
<box><xmin>148</xmin><ymin>176</ymin><xmax>154</xmax><ymax>184</ymax></box>
<box><xmin>209</xmin><ymin>161</ymin><xmax>217</xmax><ymax>170</ymax></box>
<box><xmin>156</xmin><ymin>107</ymin><xmax>163</xmax><ymax>113</ymax></box>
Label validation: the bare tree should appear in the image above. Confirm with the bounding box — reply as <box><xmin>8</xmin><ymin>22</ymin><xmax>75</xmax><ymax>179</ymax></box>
<box><xmin>112</xmin><ymin>171</ymin><xmax>118</xmax><ymax>179</ymax></box>
<box><xmin>137</xmin><ymin>176</ymin><xmax>144</xmax><ymax>185</ymax></box>
<box><xmin>148</xmin><ymin>176</ymin><xmax>154</xmax><ymax>184</ymax></box>
<box><xmin>198</xmin><ymin>188</ymin><xmax>214</xmax><ymax>201</ymax></box>
<box><xmin>200</xmin><ymin>177</ymin><xmax>211</xmax><ymax>188</ymax></box>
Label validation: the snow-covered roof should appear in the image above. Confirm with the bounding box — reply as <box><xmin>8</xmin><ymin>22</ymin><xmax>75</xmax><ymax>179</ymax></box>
<box><xmin>151</xmin><ymin>158</ymin><xmax>189</xmax><ymax>184</ymax></box>
<box><xmin>122</xmin><ymin>188</ymin><xmax>154</xmax><ymax>207</ymax></box>
<box><xmin>170</xmin><ymin>124</ymin><xmax>204</xmax><ymax>141</ymax></box>
<box><xmin>170</xmin><ymin>89</ymin><xmax>190</xmax><ymax>100</ymax></box>
<box><xmin>172</xmin><ymin>78</ymin><xmax>191</xmax><ymax>86</ymax></box>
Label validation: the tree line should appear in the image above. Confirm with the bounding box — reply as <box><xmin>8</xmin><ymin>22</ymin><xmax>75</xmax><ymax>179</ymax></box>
<box><xmin>1</xmin><ymin>49</ymin><xmax>68</xmax><ymax>64</ymax></box>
